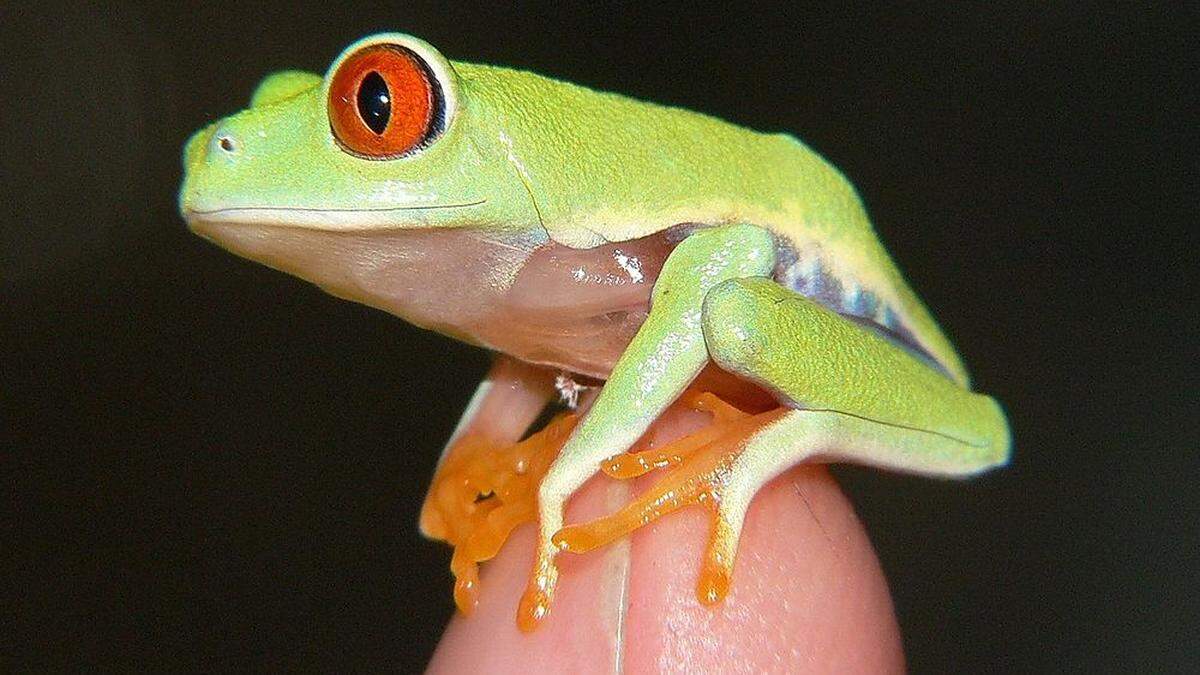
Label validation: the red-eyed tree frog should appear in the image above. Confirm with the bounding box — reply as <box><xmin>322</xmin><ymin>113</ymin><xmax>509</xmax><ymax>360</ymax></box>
<box><xmin>180</xmin><ymin>33</ymin><xmax>1010</xmax><ymax>631</ymax></box>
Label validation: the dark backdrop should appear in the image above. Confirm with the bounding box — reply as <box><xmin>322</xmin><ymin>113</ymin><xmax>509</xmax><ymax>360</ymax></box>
<box><xmin>3</xmin><ymin>2</ymin><xmax>1195</xmax><ymax>671</ymax></box>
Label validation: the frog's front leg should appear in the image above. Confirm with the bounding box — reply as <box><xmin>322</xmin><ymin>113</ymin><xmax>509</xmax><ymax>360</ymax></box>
<box><xmin>420</xmin><ymin>355</ymin><xmax>559</xmax><ymax>613</ymax></box>
<box><xmin>557</xmin><ymin>277</ymin><xmax>1009</xmax><ymax>607</ymax></box>
<box><xmin>517</xmin><ymin>224</ymin><xmax>777</xmax><ymax>629</ymax></box>
<box><xmin>421</xmin><ymin>355</ymin><xmax>556</xmax><ymax>540</ymax></box>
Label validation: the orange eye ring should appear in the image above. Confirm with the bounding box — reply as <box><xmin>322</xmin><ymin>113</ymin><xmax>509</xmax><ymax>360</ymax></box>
<box><xmin>328</xmin><ymin>44</ymin><xmax>441</xmax><ymax>159</ymax></box>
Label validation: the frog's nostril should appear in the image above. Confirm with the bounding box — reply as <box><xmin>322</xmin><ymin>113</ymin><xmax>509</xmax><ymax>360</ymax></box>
<box><xmin>206</xmin><ymin>125</ymin><xmax>241</xmax><ymax>160</ymax></box>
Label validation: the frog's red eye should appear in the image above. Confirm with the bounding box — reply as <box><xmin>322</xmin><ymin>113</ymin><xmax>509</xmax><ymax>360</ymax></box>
<box><xmin>328</xmin><ymin>44</ymin><xmax>440</xmax><ymax>159</ymax></box>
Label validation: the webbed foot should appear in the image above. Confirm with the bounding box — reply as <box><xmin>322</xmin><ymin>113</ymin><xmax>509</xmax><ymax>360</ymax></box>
<box><xmin>426</xmin><ymin>386</ymin><xmax>789</xmax><ymax>627</ymax></box>
<box><xmin>556</xmin><ymin>401</ymin><xmax>788</xmax><ymax>605</ymax></box>
<box><xmin>422</xmin><ymin>413</ymin><xmax>578</xmax><ymax>614</ymax></box>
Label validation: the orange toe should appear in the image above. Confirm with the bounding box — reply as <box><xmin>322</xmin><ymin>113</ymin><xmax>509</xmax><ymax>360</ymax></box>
<box><xmin>600</xmin><ymin>391</ymin><xmax>753</xmax><ymax>479</ymax></box>
<box><xmin>557</xmin><ymin>407</ymin><xmax>787</xmax><ymax>605</ymax></box>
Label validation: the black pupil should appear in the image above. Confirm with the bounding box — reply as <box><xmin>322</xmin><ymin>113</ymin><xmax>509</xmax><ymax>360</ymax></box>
<box><xmin>357</xmin><ymin>71</ymin><xmax>391</xmax><ymax>135</ymax></box>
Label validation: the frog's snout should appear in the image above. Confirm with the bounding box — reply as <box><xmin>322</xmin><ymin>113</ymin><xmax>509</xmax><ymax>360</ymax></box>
<box><xmin>179</xmin><ymin>121</ymin><xmax>244</xmax><ymax>218</ymax></box>
<box><xmin>179</xmin><ymin>115</ymin><xmax>263</xmax><ymax>217</ymax></box>
<box><xmin>184</xmin><ymin>117</ymin><xmax>255</xmax><ymax>175</ymax></box>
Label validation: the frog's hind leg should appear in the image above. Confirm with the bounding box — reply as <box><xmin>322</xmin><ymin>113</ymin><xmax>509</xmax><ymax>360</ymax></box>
<box><xmin>700</xmin><ymin>277</ymin><xmax>1010</xmax><ymax>479</ymax></box>
<box><xmin>558</xmin><ymin>277</ymin><xmax>1010</xmax><ymax>606</ymax></box>
<box><xmin>553</xmin><ymin>405</ymin><xmax>894</xmax><ymax>606</ymax></box>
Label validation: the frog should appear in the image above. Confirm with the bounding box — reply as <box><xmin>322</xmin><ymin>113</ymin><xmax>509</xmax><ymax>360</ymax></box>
<box><xmin>179</xmin><ymin>32</ymin><xmax>1010</xmax><ymax>632</ymax></box>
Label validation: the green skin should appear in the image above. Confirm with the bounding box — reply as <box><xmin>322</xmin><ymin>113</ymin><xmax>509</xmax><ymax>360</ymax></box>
<box><xmin>181</xmin><ymin>33</ymin><xmax>1009</xmax><ymax>621</ymax></box>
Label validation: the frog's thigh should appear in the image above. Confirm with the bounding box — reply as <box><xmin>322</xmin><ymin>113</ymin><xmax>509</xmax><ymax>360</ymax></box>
<box><xmin>701</xmin><ymin>276</ymin><xmax>1010</xmax><ymax>480</ymax></box>
<box><xmin>698</xmin><ymin>277</ymin><xmax>1009</xmax><ymax>585</ymax></box>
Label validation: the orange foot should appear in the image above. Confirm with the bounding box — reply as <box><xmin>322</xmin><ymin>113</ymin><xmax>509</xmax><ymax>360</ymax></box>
<box><xmin>424</xmin><ymin>386</ymin><xmax>783</xmax><ymax>627</ymax></box>
<box><xmin>420</xmin><ymin>412</ymin><xmax>579</xmax><ymax>615</ymax></box>
<box><xmin>553</xmin><ymin>403</ymin><xmax>786</xmax><ymax>607</ymax></box>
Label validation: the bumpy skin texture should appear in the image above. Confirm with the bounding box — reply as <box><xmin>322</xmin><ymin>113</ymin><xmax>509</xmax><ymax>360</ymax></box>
<box><xmin>179</xmin><ymin>32</ymin><xmax>1011</xmax><ymax>636</ymax></box>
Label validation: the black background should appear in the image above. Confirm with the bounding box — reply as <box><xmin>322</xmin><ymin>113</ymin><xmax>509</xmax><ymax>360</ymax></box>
<box><xmin>3</xmin><ymin>2</ymin><xmax>1195</xmax><ymax>671</ymax></box>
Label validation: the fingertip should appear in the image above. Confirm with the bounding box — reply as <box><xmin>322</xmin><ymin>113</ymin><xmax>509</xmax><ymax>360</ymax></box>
<box><xmin>427</xmin><ymin>478</ymin><xmax>637</xmax><ymax>673</ymax></box>
<box><xmin>622</xmin><ymin>465</ymin><xmax>905</xmax><ymax>673</ymax></box>
<box><xmin>428</xmin><ymin>466</ymin><xmax>903</xmax><ymax>673</ymax></box>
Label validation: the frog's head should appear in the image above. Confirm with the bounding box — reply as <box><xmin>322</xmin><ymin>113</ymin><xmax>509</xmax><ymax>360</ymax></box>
<box><xmin>180</xmin><ymin>33</ymin><xmax>540</xmax><ymax>250</ymax></box>
<box><xmin>180</xmin><ymin>33</ymin><xmax>561</xmax><ymax>341</ymax></box>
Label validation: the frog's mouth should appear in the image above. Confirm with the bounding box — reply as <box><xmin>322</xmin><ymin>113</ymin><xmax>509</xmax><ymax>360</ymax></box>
<box><xmin>183</xmin><ymin>198</ymin><xmax>489</xmax><ymax>231</ymax></box>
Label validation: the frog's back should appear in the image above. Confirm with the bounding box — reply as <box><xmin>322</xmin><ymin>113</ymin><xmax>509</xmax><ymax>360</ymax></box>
<box><xmin>458</xmin><ymin>62</ymin><xmax>969</xmax><ymax>385</ymax></box>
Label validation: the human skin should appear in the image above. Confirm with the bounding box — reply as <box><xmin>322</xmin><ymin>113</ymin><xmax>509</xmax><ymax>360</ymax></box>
<box><xmin>427</xmin><ymin>407</ymin><xmax>905</xmax><ymax>674</ymax></box>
